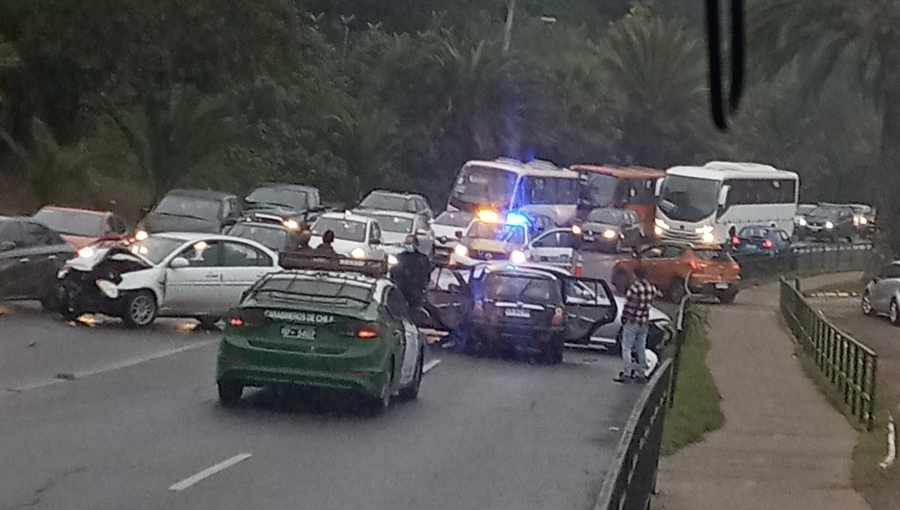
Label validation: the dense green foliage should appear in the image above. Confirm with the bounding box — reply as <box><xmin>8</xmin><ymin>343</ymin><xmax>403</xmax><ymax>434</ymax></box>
<box><xmin>0</xmin><ymin>0</ymin><xmax>897</xmax><ymax>250</ymax></box>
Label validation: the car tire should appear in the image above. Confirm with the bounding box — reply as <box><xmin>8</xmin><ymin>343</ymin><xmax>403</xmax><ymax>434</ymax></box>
<box><xmin>217</xmin><ymin>380</ymin><xmax>243</xmax><ymax>406</ymax></box>
<box><xmin>612</xmin><ymin>270</ymin><xmax>630</xmax><ymax>295</ymax></box>
<box><xmin>397</xmin><ymin>350</ymin><xmax>424</xmax><ymax>402</ymax></box>
<box><xmin>890</xmin><ymin>299</ymin><xmax>900</xmax><ymax>327</ymax></box>
<box><xmin>718</xmin><ymin>288</ymin><xmax>738</xmax><ymax>304</ymax></box>
<box><xmin>543</xmin><ymin>340</ymin><xmax>564</xmax><ymax>365</ymax></box>
<box><xmin>861</xmin><ymin>291</ymin><xmax>874</xmax><ymax>316</ymax></box>
<box><xmin>121</xmin><ymin>290</ymin><xmax>157</xmax><ymax>328</ymax></box>
<box><xmin>667</xmin><ymin>279</ymin><xmax>686</xmax><ymax>303</ymax></box>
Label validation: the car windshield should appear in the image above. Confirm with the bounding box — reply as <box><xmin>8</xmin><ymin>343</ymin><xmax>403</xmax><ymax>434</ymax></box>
<box><xmin>797</xmin><ymin>205</ymin><xmax>817</xmax><ymax>215</ymax></box>
<box><xmin>252</xmin><ymin>275</ymin><xmax>373</xmax><ymax>305</ymax></box>
<box><xmin>128</xmin><ymin>237</ymin><xmax>184</xmax><ymax>264</ymax></box>
<box><xmin>468</xmin><ymin>222</ymin><xmax>526</xmax><ymax>244</ymax></box>
<box><xmin>311</xmin><ymin>217</ymin><xmax>367</xmax><ymax>242</ymax></box>
<box><xmin>693</xmin><ymin>249</ymin><xmax>733</xmax><ymax>262</ymax></box>
<box><xmin>658</xmin><ymin>175</ymin><xmax>720</xmax><ymax>223</ymax></box>
<box><xmin>33</xmin><ymin>208</ymin><xmax>103</xmax><ymax>237</ymax></box>
<box><xmin>587</xmin><ymin>208</ymin><xmax>627</xmax><ymax>224</ymax></box>
<box><xmin>739</xmin><ymin>227</ymin><xmax>772</xmax><ymax>238</ymax></box>
<box><xmin>451</xmin><ymin>165</ymin><xmax>517</xmax><ymax>205</ymax></box>
<box><xmin>246</xmin><ymin>187</ymin><xmax>308</xmax><ymax>210</ymax></box>
<box><xmin>485</xmin><ymin>274</ymin><xmax>561</xmax><ymax>305</ymax></box>
<box><xmin>359</xmin><ymin>193</ymin><xmax>411</xmax><ymax>212</ymax></box>
<box><xmin>153</xmin><ymin>195</ymin><xmax>221</xmax><ymax>220</ymax></box>
<box><xmin>809</xmin><ymin>207</ymin><xmax>842</xmax><ymax>219</ymax></box>
<box><xmin>435</xmin><ymin>211</ymin><xmax>474</xmax><ymax>227</ymax></box>
<box><xmin>226</xmin><ymin>223</ymin><xmax>287</xmax><ymax>251</ymax></box>
<box><xmin>368</xmin><ymin>214</ymin><xmax>414</xmax><ymax>234</ymax></box>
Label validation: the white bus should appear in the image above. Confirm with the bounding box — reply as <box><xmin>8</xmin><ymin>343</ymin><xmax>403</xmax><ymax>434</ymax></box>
<box><xmin>447</xmin><ymin>158</ymin><xmax>581</xmax><ymax>226</ymax></box>
<box><xmin>654</xmin><ymin>161</ymin><xmax>799</xmax><ymax>245</ymax></box>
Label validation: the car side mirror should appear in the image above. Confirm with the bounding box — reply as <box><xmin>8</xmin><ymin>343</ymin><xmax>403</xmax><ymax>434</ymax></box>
<box><xmin>170</xmin><ymin>257</ymin><xmax>189</xmax><ymax>269</ymax></box>
<box><xmin>0</xmin><ymin>241</ymin><xmax>16</xmax><ymax>252</ymax></box>
<box><xmin>140</xmin><ymin>205</ymin><xmax>151</xmax><ymax>215</ymax></box>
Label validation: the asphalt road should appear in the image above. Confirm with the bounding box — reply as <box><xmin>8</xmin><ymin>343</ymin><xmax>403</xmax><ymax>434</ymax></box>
<box><xmin>0</xmin><ymin>301</ymin><xmax>643</xmax><ymax>510</ymax></box>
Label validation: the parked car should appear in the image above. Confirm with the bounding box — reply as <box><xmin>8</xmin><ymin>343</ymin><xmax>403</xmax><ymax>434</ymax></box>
<box><xmin>357</xmin><ymin>190</ymin><xmax>434</xmax><ymax>222</ymax></box>
<box><xmin>224</xmin><ymin>221</ymin><xmax>290</xmax><ymax>252</ymax></box>
<box><xmin>793</xmin><ymin>204</ymin><xmax>817</xmax><ymax>228</ymax></box>
<box><xmin>796</xmin><ymin>204</ymin><xmax>856</xmax><ymax>243</ymax></box>
<box><xmin>32</xmin><ymin>206</ymin><xmax>129</xmax><ymax>250</ymax></box>
<box><xmin>431</xmin><ymin>211</ymin><xmax>476</xmax><ymax>263</ymax></box>
<box><xmin>612</xmin><ymin>242</ymin><xmax>741</xmax><ymax>303</ymax></box>
<box><xmin>862</xmin><ymin>261</ymin><xmax>900</xmax><ymax>326</ymax></box>
<box><xmin>243</xmin><ymin>183</ymin><xmax>324</xmax><ymax>228</ymax></box>
<box><xmin>449</xmin><ymin>217</ymin><xmax>532</xmax><ymax>266</ymax></box>
<box><xmin>731</xmin><ymin>225</ymin><xmax>792</xmax><ymax>256</ymax></box>
<box><xmin>846</xmin><ymin>203</ymin><xmax>876</xmax><ymax>240</ymax></box>
<box><xmin>56</xmin><ymin>233</ymin><xmax>280</xmax><ymax>327</ymax></box>
<box><xmin>425</xmin><ymin>262</ymin><xmax>616</xmax><ymax>364</ymax></box>
<box><xmin>217</xmin><ymin>255</ymin><xmax>426</xmax><ymax>412</ymax></box>
<box><xmin>352</xmin><ymin>210</ymin><xmax>434</xmax><ymax>262</ymax></box>
<box><xmin>580</xmin><ymin>208</ymin><xmax>643</xmax><ymax>253</ymax></box>
<box><xmin>0</xmin><ymin>216</ymin><xmax>75</xmax><ymax>307</ymax></box>
<box><xmin>136</xmin><ymin>189</ymin><xmax>241</xmax><ymax>237</ymax></box>
<box><xmin>308</xmin><ymin>212</ymin><xmax>386</xmax><ymax>261</ymax></box>
<box><xmin>523</xmin><ymin>227</ymin><xmax>584</xmax><ymax>275</ymax></box>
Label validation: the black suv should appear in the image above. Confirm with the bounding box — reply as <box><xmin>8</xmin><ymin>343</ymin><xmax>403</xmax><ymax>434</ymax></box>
<box><xmin>243</xmin><ymin>184</ymin><xmax>325</xmax><ymax>228</ymax></box>
<box><xmin>797</xmin><ymin>205</ymin><xmax>856</xmax><ymax>243</ymax></box>
<box><xmin>138</xmin><ymin>189</ymin><xmax>241</xmax><ymax>235</ymax></box>
<box><xmin>426</xmin><ymin>263</ymin><xmax>616</xmax><ymax>364</ymax></box>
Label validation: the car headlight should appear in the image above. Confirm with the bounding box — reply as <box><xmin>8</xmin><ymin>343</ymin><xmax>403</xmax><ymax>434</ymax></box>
<box><xmin>454</xmin><ymin>244</ymin><xmax>468</xmax><ymax>257</ymax></box>
<box><xmin>798</xmin><ymin>217</ymin><xmax>807</xmax><ymax>227</ymax></box>
<box><xmin>350</xmin><ymin>247</ymin><xmax>366</xmax><ymax>259</ymax></box>
<box><xmin>654</xmin><ymin>218</ymin><xmax>670</xmax><ymax>230</ymax></box>
<box><xmin>95</xmin><ymin>279</ymin><xmax>119</xmax><ymax>299</ymax></box>
<box><xmin>859</xmin><ymin>217</ymin><xmax>868</xmax><ymax>225</ymax></box>
<box><xmin>77</xmin><ymin>247</ymin><xmax>95</xmax><ymax>258</ymax></box>
<box><xmin>701</xmin><ymin>232</ymin><xmax>715</xmax><ymax>244</ymax></box>
<box><xmin>602</xmin><ymin>229</ymin><xmax>618</xmax><ymax>240</ymax></box>
<box><xmin>134</xmin><ymin>229</ymin><xmax>149</xmax><ymax>241</ymax></box>
<box><xmin>509</xmin><ymin>250</ymin><xmax>527</xmax><ymax>264</ymax></box>
<box><xmin>387</xmin><ymin>254</ymin><xmax>399</xmax><ymax>266</ymax></box>
<box><xmin>654</xmin><ymin>226</ymin><xmax>664</xmax><ymax>237</ymax></box>
<box><xmin>825</xmin><ymin>221</ymin><xmax>834</xmax><ymax>229</ymax></box>
<box><xmin>283</xmin><ymin>218</ymin><xmax>301</xmax><ymax>231</ymax></box>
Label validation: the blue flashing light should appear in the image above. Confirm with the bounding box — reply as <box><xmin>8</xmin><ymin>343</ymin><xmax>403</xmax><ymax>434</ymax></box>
<box><xmin>505</xmin><ymin>211</ymin><xmax>529</xmax><ymax>226</ymax></box>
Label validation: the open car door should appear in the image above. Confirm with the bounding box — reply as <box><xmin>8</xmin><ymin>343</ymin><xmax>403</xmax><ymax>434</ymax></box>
<box><xmin>562</xmin><ymin>276</ymin><xmax>617</xmax><ymax>344</ymax></box>
<box><xmin>424</xmin><ymin>266</ymin><xmax>472</xmax><ymax>331</ymax></box>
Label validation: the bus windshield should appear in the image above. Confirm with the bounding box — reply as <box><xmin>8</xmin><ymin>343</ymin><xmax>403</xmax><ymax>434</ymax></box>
<box><xmin>451</xmin><ymin>165</ymin><xmax>517</xmax><ymax>207</ymax></box>
<box><xmin>658</xmin><ymin>175</ymin><xmax>720</xmax><ymax>223</ymax></box>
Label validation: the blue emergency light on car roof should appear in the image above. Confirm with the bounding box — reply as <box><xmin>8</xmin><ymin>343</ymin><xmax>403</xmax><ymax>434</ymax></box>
<box><xmin>505</xmin><ymin>211</ymin><xmax>529</xmax><ymax>226</ymax></box>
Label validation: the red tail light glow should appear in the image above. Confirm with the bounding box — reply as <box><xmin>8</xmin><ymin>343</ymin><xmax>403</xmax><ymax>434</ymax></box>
<box><xmin>762</xmin><ymin>239</ymin><xmax>774</xmax><ymax>250</ymax></box>
<box><xmin>341</xmin><ymin>322</ymin><xmax>386</xmax><ymax>339</ymax></box>
<box><xmin>731</xmin><ymin>236</ymin><xmax>740</xmax><ymax>246</ymax></box>
<box><xmin>689</xmin><ymin>260</ymin><xmax>709</xmax><ymax>271</ymax></box>
<box><xmin>229</xmin><ymin>317</ymin><xmax>244</xmax><ymax>327</ymax></box>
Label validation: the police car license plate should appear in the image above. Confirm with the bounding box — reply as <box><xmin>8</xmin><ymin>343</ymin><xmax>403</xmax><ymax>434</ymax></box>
<box><xmin>505</xmin><ymin>308</ymin><xmax>531</xmax><ymax>318</ymax></box>
<box><xmin>715</xmin><ymin>283</ymin><xmax>729</xmax><ymax>290</ymax></box>
<box><xmin>281</xmin><ymin>326</ymin><xmax>316</xmax><ymax>340</ymax></box>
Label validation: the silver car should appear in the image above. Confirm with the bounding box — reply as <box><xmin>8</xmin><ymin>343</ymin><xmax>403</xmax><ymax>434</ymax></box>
<box><xmin>862</xmin><ymin>261</ymin><xmax>900</xmax><ymax>325</ymax></box>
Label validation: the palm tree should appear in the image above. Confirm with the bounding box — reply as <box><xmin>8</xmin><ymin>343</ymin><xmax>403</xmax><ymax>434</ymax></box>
<box><xmin>0</xmin><ymin>118</ymin><xmax>85</xmax><ymax>204</ymax></box>
<box><xmin>111</xmin><ymin>84</ymin><xmax>232</xmax><ymax>200</ymax></box>
<box><xmin>752</xmin><ymin>0</ymin><xmax>900</xmax><ymax>256</ymax></box>
<box><xmin>325</xmin><ymin>105</ymin><xmax>399</xmax><ymax>201</ymax></box>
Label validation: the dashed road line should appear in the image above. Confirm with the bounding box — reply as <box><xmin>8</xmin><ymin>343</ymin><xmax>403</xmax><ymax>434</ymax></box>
<box><xmin>168</xmin><ymin>453</ymin><xmax>252</xmax><ymax>491</ymax></box>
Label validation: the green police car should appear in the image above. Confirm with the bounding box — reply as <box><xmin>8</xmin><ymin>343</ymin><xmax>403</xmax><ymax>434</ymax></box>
<box><xmin>216</xmin><ymin>256</ymin><xmax>426</xmax><ymax>413</ymax></box>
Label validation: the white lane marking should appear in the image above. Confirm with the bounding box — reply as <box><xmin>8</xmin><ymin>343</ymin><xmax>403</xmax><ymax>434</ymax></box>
<box><xmin>880</xmin><ymin>414</ymin><xmax>896</xmax><ymax>470</ymax></box>
<box><xmin>3</xmin><ymin>340</ymin><xmax>216</xmax><ymax>396</ymax></box>
<box><xmin>169</xmin><ymin>453</ymin><xmax>252</xmax><ymax>492</ymax></box>
<box><xmin>422</xmin><ymin>359</ymin><xmax>441</xmax><ymax>374</ymax></box>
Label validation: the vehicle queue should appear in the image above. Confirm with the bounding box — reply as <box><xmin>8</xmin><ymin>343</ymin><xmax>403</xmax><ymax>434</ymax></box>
<box><xmin>0</xmin><ymin>157</ymin><xmax>879</xmax><ymax>412</ymax></box>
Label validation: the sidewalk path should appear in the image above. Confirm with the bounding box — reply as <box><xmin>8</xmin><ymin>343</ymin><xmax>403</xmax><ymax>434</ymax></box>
<box><xmin>654</xmin><ymin>276</ymin><xmax>870</xmax><ymax>510</ymax></box>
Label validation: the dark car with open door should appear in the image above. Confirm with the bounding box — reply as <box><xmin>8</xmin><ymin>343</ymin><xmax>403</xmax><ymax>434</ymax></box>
<box><xmin>0</xmin><ymin>216</ymin><xmax>75</xmax><ymax>308</ymax></box>
<box><xmin>425</xmin><ymin>262</ymin><xmax>616</xmax><ymax>364</ymax></box>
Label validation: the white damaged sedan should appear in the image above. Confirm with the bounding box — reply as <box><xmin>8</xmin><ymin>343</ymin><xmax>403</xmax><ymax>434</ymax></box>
<box><xmin>57</xmin><ymin>233</ymin><xmax>280</xmax><ymax>327</ymax></box>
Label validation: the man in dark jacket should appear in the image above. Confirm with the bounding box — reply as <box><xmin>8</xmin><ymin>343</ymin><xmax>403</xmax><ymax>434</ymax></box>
<box><xmin>390</xmin><ymin>235</ymin><xmax>431</xmax><ymax>320</ymax></box>
<box><xmin>313</xmin><ymin>230</ymin><xmax>337</xmax><ymax>258</ymax></box>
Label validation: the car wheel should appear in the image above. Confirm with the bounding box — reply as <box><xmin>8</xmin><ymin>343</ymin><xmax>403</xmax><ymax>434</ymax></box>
<box><xmin>122</xmin><ymin>290</ymin><xmax>157</xmax><ymax>328</ymax></box>
<box><xmin>397</xmin><ymin>350</ymin><xmax>424</xmax><ymax>402</ymax></box>
<box><xmin>718</xmin><ymin>289</ymin><xmax>738</xmax><ymax>304</ymax></box>
<box><xmin>890</xmin><ymin>299</ymin><xmax>900</xmax><ymax>327</ymax></box>
<box><xmin>217</xmin><ymin>380</ymin><xmax>243</xmax><ymax>406</ymax></box>
<box><xmin>612</xmin><ymin>270</ymin><xmax>630</xmax><ymax>295</ymax></box>
<box><xmin>543</xmin><ymin>339</ymin><xmax>564</xmax><ymax>365</ymax></box>
<box><xmin>667</xmin><ymin>279</ymin><xmax>686</xmax><ymax>303</ymax></box>
<box><xmin>861</xmin><ymin>291</ymin><xmax>874</xmax><ymax>316</ymax></box>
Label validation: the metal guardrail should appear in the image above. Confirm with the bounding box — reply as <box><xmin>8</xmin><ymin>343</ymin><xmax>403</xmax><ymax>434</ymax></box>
<box><xmin>779</xmin><ymin>277</ymin><xmax>877</xmax><ymax>429</ymax></box>
<box><xmin>735</xmin><ymin>243</ymin><xmax>872</xmax><ymax>281</ymax></box>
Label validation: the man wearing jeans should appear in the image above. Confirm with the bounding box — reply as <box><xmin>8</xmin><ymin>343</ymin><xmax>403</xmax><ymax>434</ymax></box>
<box><xmin>615</xmin><ymin>266</ymin><xmax>660</xmax><ymax>383</ymax></box>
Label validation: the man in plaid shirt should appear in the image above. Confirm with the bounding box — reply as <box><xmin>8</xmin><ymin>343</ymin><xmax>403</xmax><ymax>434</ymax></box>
<box><xmin>615</xmin><ymin>266</ymin><xmax>661</xmax><ymax>383</ymax></box>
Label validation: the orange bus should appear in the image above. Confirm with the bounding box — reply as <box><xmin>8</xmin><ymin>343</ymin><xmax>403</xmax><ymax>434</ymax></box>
<box><xmin>571</xmin><ymin>165</ymin><xmax>666</xmax><ymax>235</ymax></box>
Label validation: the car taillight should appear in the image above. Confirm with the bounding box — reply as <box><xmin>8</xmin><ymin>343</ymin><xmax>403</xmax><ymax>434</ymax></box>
<box><xmin>731</xmin><ymin>236</ymin><xmax>740</xmax><ymax>246</ymax></box>
<box><xmin>226</xmin><ymin>309</ymin><xmax>264</xmax><ymax>328</ymax></box>
<box><xmin>731</xmin><ymin>262</ymin><xmax>740</xmax><ymax>272</ymax></box>
<box><xmin>689</xmin><ymin>260</ymin><xmax>708</xmax><ymax>271</ymax></box>
<box><xmin>762</xmin><ymin>239</ymin><xmax>773</xmax><ymax>250</ymax></box>
<box><xmin>341</xmin><ymin>322</ymin><xmax>386</xmax><ymax>339</ymax></box>
<box><xmin>229</xmin><ymin>317</ymin><xmax>244</xmax><ymax>327</ymax></box>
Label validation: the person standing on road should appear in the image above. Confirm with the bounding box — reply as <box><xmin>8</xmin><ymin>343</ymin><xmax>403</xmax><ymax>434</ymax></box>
<box><xmin>615</xmin><ymin>266</ymin><xmax>661</xmax><ymax>383</ymax></box>
<box><xmin>314</xmin><ymin>230</ymin><xmax>337</xmax><ymax>258</ymax></box>
<box><xmin>390</xmin><ymin>235</ymin><xmax>432</xmax><ymax>322</ymax></box>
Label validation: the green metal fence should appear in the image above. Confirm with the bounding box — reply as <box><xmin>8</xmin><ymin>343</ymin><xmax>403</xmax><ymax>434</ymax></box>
<box><xmin>779</xmin><ymin>277</ymin><xmax>877</xmax><ymax>429</ymax></box>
